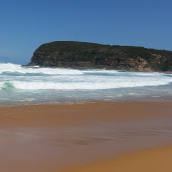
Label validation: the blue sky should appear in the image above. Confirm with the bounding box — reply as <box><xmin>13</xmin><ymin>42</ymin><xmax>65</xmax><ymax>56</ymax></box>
<box><xmin>0</xmin><ymin>0</ymin><xmax>171</xmax><ymax>64</ymax></box>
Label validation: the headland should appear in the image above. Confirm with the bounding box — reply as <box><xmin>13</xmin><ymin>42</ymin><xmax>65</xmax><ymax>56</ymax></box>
<box><xmin>27</xmin><ymin>41</ymin><xmax>172</xmax><ymax>72</ymax></box>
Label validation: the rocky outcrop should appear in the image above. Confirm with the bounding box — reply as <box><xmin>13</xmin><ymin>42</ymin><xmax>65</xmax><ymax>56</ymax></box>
<box><xmin>28</xmin><ymin>41</ymin><xmax>172</xmax><ymax>72</ymax></box>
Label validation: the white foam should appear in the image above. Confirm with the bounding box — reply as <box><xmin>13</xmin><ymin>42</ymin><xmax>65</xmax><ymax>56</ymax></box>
<box><xmin>0</xmin><ymin>77</ymin><xmax>171</xmax><ymax>90</ymax></box>
<box><xmin>0</xmin><ymin>62</ymin><xmax>83</xmax><ymax>75</ymax></box>
<box><xmin>130</xmin><ymin>72</ymin><xmax>163</xmax><ymax>76</ymax></box>
<box><xmin>0</xmin><ymin>62</ymin><xmax>172</xmax><ymax>91</ymax></box>
<box><xmin>83</xmin><ymin>69</ymin><xmax>120</xmax><ymax>74</ymax></box>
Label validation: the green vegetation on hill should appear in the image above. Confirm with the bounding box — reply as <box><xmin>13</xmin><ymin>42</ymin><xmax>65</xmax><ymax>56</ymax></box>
<box><xmin>28</xmin><ymin>41</ymin><xmax>172</xmax><ymax>71</ymax></box>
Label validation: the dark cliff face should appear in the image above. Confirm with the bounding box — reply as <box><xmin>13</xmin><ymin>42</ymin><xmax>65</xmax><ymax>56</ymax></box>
<box><xmin>28</xmin><ymin>41</ymin><xmax>172</xmax><ymax>72</ymax></box>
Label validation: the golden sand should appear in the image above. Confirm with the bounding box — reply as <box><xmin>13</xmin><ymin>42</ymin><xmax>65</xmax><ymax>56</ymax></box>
<box><xmin>59</xmin><ymin>145</ymin><xmax>172</xmax><ymax>172</ymax></box>
<box><xmin>0</xmin><ymin>102</ymin><xmax>172</xmax><ymax>172</ymax></box>
<box><xmin>0</xmin><ymin>102</ymin><xmax>172</xmax><ymax>127</ymax></box>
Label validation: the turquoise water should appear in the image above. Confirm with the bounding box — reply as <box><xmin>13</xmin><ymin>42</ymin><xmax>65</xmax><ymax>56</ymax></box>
<box><xmin>0</xmin><ymin>62</ymin><xmax>172</xmax><ymax>106</ymax></box>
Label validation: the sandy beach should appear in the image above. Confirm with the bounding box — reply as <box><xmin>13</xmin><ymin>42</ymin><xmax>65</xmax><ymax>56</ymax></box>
<box><xmin>1</xmin><ymin>102</ymin><xmax>172</xmax><ymax>172</ymax></box>
<box><xmin>1</xmin><ymin>102</ymin><xmax>172</xmax><ymax>126</ymax></box>
<box><xmin>59</xmin><ymin>145</ymin><xmax>172</xmax><ymax>172</ymax></box>
<box><xmin>1</xmin><ymin>0</ymin><xmax>172</xmax><ymax>171</ymax></box>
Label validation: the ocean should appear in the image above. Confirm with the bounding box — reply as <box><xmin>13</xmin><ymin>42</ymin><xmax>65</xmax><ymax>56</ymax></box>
<box><xmin>0</xmin><ymin>62</ymin><xmax>172</xmax><ymax>107</ymax></box>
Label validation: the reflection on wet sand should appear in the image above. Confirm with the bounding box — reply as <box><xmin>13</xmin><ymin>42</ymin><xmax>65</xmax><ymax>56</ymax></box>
<box><xmin>0</xmin><ymin>102</ymin><xmax>172</xmax><ymax>172</ymax></box>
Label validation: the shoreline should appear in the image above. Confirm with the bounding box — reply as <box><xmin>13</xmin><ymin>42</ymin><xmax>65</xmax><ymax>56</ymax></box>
<box><xmin>1</xmin><ymin>101</ymin><xmax>172</xmax><ymax>126</ymax></box>
<box><xmin>1</xmin><ymin>102</ymin><xmax>172</xmax><ymax>172</ymax></box>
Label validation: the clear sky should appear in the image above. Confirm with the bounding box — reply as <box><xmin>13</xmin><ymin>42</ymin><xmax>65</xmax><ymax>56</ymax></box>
<box><xmin>0</xmin><ymin>0</ymin><xmax>171</xmax><ymax>64</ymax></box>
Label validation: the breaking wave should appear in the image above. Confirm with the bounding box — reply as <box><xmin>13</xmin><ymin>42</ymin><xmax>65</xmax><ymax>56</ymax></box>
<box><xmin>0</xmin><ymin>62</ymin><xmax>84</xmax><ymax>75</ymax></box>
<box><xmin>0</xmin><ymin>62</ymin><xmax>172</xmax><ymax>106</ymax></box>
<box><xmin>0</xmin><ymin>78</ymin><xmax>172</xmax><ymax>91</ymax></box>
<box><xmin>0</xmin><ymin>62</ymin><xmax>172</xmax><ymax>91</ymax></box>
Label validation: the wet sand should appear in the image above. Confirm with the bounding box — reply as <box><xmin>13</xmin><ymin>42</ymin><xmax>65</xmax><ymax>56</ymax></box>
<box><xmin>60</xmin><ymin>145</ymin><xmax>172</xmax><ymax>172</ymax></box>
<box><xmin>0</xmin><ymin>102</ymin><xmax>172</xmax><ymax>172</ymax></box>
<box><xmin>1</xmin><ymin>102</ymin><xmax>172</xmax><ymax>126</ymax></box>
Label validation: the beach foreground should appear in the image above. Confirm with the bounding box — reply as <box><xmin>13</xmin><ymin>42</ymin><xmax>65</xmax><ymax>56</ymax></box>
<box><xmin>59</xmin><ymin>145</ymin><xmax>172</xmax><ymax>172</ymax></box>
<box><xmin>0</xmin><ymin>102</ymin><xmax>172</xmax><ymax>172</ymax></box>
